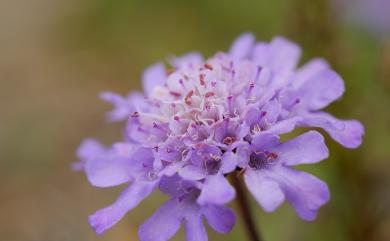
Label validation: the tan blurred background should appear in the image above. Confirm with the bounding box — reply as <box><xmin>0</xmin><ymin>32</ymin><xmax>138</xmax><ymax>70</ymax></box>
<box><xmin>0</xmin><ymin>0</ymin><xmax>389</xmax><ymax>241</ymax></box>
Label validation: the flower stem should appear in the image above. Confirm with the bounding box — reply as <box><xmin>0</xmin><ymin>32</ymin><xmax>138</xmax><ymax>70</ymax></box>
<box><xmin>232</xmin><ymin>174</ymin><xmax>263</xmax><ymax>241</ymax></box>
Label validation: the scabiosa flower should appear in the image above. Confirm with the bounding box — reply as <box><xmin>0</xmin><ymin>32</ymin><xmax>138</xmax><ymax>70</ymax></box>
<box><xmin>76</xmin><ymin>33</ymin><xmax>364</xmax><ymax>240</ymax></box>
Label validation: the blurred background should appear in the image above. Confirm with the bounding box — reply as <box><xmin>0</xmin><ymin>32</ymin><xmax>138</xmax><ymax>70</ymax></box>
<box><xmin>0</xmin><ymin>0</ymin><xmax>389</xmax><ymax>240</ymax></box>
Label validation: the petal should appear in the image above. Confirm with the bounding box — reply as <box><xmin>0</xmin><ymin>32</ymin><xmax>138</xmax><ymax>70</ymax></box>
<box><xmin>220</xmin><ymin>151</ymin><xmax>238</xmax><ymax>174</ymax></box>
<box><xmin>274</xmin><ymin>131</ymin><xmax>329</xmax><ymax>166</ymax></box>
<box><xmin>202</xmin><ymin>204</ymin><xmax>236</xmax><ymax>233</ymax></box>
<box><xmin>253</xmin><ymin>37</ymin><xmax>301</xmax><ymax>74</ymax></box>
<box><xmin>85</xmin><ymin>146</ymin><xmax>154</xmax><ymax>188</ymax></box>
<box><xmin>100</xmin><ymin>92</ymin><xmax>135</xmax><ymax>121</ymax></box>
<box><xmin>159</xmin><ymin>174</ymin><xmax>198</xmax><ymax>198</ymax></box>
<box><xmin>184</xmin><ymin>211</ymin><xmax>208</xmax><ymax>241</ymax></box>
<box><xmin>77</xmin><ymin>139</ymin><xmax>106</xmax><ymax>161</ymax></box>
<box><xmin>244</xmin><ymin>170</ymin><xmax>285</xmax><ymax>212</ymax></box>
<box><xmin>197</xmin><ymin>174</ymin><xmax>236</xmax><ymax>205</ymax></box>
<box><xmin>179</xmin><ymin>165</ymin><xmax>206</xmax><ymax>181</ymax></box>
<box><xmin>142</xmin><ymin>63</ymin><xmax>167</xmax><ymax>95</ymax></box>
<box><xmin>138</xmin><ymin>198</ymin><xmax>184</xmax><ymax>241</ymax></box>
<box><xmin>85</xmin><ymin>155</ymin><xmax>135</xmax><ymax>187</ymax></box>
<box><xmin>298</xmin><ymin>69</ymin><xmax>345</xmax><ymax>110</ymax></box>
<box><xmin>260</xmin><ymin>99</ymin><xmax>282</xmax><ymax>125</ymax></box>
<box><xmin>229</xmin><ymin>33</ymin><xmax>255</xmax><ymax>59</ymax></box>
<box><xmin>271</xmin><ymin>167</ymin><xmax>330</xmax><ymax>221</ymax></box>
<box><xmin>261</xmin><ymin>116</ymin><xmax>302</xmax><ymax>135</ymax></box>
<box><xmin>74</xmin><ymin>139</ymin><xmax>106</xmax><ymax>170</ymax></box>
<box><xmin>293</xmin><ymin>58</ymin><xmax>330</xmax><ymax>89</ymax></box>
<box><xmin>90</xmin><ymin>181</ymin><xmax>157</xmax><ymax>235</ymax></box>
<box><xmin>299</xmin><ymin>112</ymin><xmax>364</xmax><ymax>148</ymax></box>
<box><xmin>251</xmin><ymin>134</ymin><xmax>280</xmax><ymax>151</ymax></box>
<box><xmin>170</xmin><ymin>52</ymin><xmax>203</xmax><ymax>69</ymax></box>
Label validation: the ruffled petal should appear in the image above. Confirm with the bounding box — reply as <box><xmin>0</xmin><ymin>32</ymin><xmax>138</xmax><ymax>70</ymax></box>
<box><xmin>299</xmin><ymin>112</ymin><xmax>364</xmax><ymax>148</ymax></box>
<box><xmin>297</xmin><ymin>69</ymin><xmax>345</xmax><ymax>110</ymax></box>
<box><xmin>244</xmin><ymin>170</ymin><xmax>285</xmax><ymax>212</ymax></box>
<box><xmin>85</xmin><ymin>145</ymin><xmax>153</xmax><ymax>187</ymax></box>
<box><xmin>253</xmin><ymin>37</ymin><xmax>301</xmax><ymax>74</ymax></box>
<box><xmin>271</xmin><ymin>167</ymin><xmax>330</xmax><ymax>221</ymax></box>
<box><xmin>273</xmin><ymin>131</ymin><xmax>329</xmax><ymax>166</ymax></box>
<box><xmin>170</xmin><ymin>52</ymin><xmax>203</xmax><ymax>70</ymax></box>
<box><xmin>202</xmin><ymin>204</ymin><xmax>236</xmax><ymax>233</ymax></box>
<box><xmin>293</xmin><ymin>58</ymin><xmax>330</xmax><ymax>89</ymax></box>
<box><xmin>74</xmin><ymin>139</ymin><xmax>106</xmax><ymax>170</ymax></box>
<box><xmin>85</xmin><ymin>155</ymin><xmax>134</xmax><ymax>187</ymax></box>
<box><xmin>142</xmin><ymin>63</ymin><xmax>167</xmax><ymax>95</ymax></box>
<box><xmin>229</xmin><ymin>33</ymin><xmax>255</xmax><ymax>59</ymax></box>
<box><xmin>184</xmin><ymin>210</ymin><xmax>207</xmax><ymax>241</ymax></box>
<box><xmin>197</xmin><ymin>174</ymin><xmax>235</xmax><ymax>205</ymax></box>
<box><xmin>100</xmin><ymin>92</ymin><xmax>143</xmax><ymax>122</ymax></box>
<box><xmin>90</xmin><ymin>181</ymin><xmax>157</xmax><ymax>235</ymax></box>
<box><xmin>138</xmin><ymin>198</ymin><xmax>184</xmax><ymax>241</ymax></box>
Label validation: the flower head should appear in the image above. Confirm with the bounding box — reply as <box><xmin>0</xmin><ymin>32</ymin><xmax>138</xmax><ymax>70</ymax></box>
<box><xmin>77</xmin><ymin>33</ymin><xmax>364</xmax><ymax>240</ymax></box>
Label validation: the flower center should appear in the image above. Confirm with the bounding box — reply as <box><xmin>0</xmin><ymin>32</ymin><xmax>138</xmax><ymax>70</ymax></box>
<box><xmin>248</xmin><ymin>151</ymin><xmax>278</xmax><ymax>169</ymax></box>
<box><xmin>223</xmin><ymin>136</ymin><xmax>236</xmax><ymax>145</ymax></box>
<box><xmin>204</xmin><ymin>155</ymin><xmax>221</xmax><ymax>175</ymax></box>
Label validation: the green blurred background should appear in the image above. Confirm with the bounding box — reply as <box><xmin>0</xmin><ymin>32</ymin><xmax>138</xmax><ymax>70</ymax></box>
<box><xmin>0</xmin><ymin>0</ymin><xmax>389</xmax><ymax>240</ymax></box>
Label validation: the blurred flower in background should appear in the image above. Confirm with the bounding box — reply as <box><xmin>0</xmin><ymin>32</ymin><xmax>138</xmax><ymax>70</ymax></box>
<box><xmin>335</xmin><ymin>0</ymin><xmax>390</xmax><ymax>38</ymax></box>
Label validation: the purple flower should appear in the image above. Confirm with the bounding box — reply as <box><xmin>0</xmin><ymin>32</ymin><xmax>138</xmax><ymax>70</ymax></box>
<box><xmin>139</xmin><ymin>175</ymin><xmax>235</xmax><ymax>241</ymax></box>
<box><xmin>237</xmin><ymin>131</ymin><xmax>329</xmax><ymax>220</ymax></box>
<box><xmin>335</xmin><ymin>0</ymin><xmax>390</xmax><ymax>37</ymax></box>
<box><xmin>77</xmin><ymin>33</ymin><xmax>364</xmax><ymax>240</ymax></box>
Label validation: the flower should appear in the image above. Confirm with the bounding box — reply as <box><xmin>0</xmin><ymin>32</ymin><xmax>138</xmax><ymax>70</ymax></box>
<box><xmin>139</xmin><ymin>174</ymin><xmax>236</xmax><ymax>241</ymax></box>
<box><xmin>77</xmin><ymin>33</ymin><xmax>364</xmax><ymax>240</ymax></box>
<box><xmin>334</xmin><ymin>0</ymin><xmax>390</xmax><ymax>37</ymax></box>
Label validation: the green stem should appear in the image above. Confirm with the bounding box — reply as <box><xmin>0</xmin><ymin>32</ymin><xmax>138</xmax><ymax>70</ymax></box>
<box><xmin>232</xmin><ymin>173</ymin><xmax>263</xmax><ymax>241</ymax></box>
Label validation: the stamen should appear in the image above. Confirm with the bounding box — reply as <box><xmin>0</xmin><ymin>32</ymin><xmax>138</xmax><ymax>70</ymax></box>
<box><xmin>184</xmin><ymin>90</ymin><xmax>194</xmax><ymax>106</ymax></box>
<box><xmin>169</xmin><ymin>91</ymin><xmax>182</xmax><ymax>98</ymax></box>
<box><xmin>205</xmin><ymin>92</ymin><xmax>215</xmax><ymax>98</ymax></box>
<box><xmin>199</xmin><ymin>74</ymin><xmax>206</xmax><ymax>86</ymax></box>
<box><xmin>204</xmin><ymin>63</ymin><xmax>213</xmax><ymax>70</ymax></box>
<box><xmin>223</xmin><ymin>136</ymin><xmax>236</xmax><ymax>145</ymax></box>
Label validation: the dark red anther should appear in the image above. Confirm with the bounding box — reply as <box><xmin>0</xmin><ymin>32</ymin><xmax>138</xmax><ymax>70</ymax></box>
<box><xmin>260</xmin><ymin>111</ymin><xmax>267</xmax><ymax>117</ymax></box>
<box><xmin>204</xmin><ymin>63</ymin><xmax>213</xmax><ymax>70</ymax></box>
<box><xmin>205</xmin><ymin>92</ymin><xmax>215</xmax><ymax>98</ymax></box>
<box><xmin>169</xmin><ymin>91</ymin><xmax>182</xmax><ymax>98</ymax></box>
<box><xmin>173</xmin><ymin>116</ymin><xmax>180</xmax><ymax>121</ymax></box>
<box><xmin>223</xmin><ymin>136</ymin><xmax>236</xmax><ymax>145</ymax></box>
<box><xmin>267</xmin><ymin>152</ymin><xmax>278</xmax><ymax>160</ymax></box>
<box><xmin>199</xmin><ymin>74</ymin><xmax>206</xmax><ymax>86</ymax></box>
<box><xmin>131</xmin><ymin>111</ymin><xmax>139</xmax><ymax>117</ymax></box>
<box><xmin>184</xmin><ymin>90</ymin><xmax>194</xmax><ymax>106</ymax></box>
